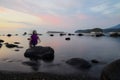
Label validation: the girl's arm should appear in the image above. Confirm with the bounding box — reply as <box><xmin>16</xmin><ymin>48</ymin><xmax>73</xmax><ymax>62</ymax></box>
<box><xmin>38</xmin><ymin>36</ymin><xmax>41</xmax><ymax>43</ymax></box>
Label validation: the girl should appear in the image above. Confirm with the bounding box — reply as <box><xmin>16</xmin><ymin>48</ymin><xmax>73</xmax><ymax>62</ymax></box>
<box><xmin>29</xmin><ymin>30</ymin><xmax>41</xmax><ymax>47</ymax></box>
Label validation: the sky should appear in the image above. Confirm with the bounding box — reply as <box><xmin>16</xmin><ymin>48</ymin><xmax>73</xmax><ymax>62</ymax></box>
<box><xmin>0</xmin><ymin>0</ymin><xmax>120</xmax><ymax>33</ymax></box>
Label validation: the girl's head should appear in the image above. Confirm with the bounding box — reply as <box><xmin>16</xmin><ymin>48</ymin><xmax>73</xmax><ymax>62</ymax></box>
<box><xmin>33</xmin><ymin>30</ymin><xmax>37</xmax><ymax>34</ymax></box>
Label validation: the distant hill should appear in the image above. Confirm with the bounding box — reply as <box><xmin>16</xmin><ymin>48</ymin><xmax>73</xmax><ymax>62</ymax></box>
<box><xmin>103</xmin><ymin>24</ymin><xmax>120</xmax><ymax>33</ymax></box>
<box><xmin>109</xmin><ymin>24</ymin><xmax>120</xmax><ymax>29</ymax></box>
<box><xmin>75</xmin><ymin>24</ymin><xmax>120</xmax><ymax>33</ymax></box>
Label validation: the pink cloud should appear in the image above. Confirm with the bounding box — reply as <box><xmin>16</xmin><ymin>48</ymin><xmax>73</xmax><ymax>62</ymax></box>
<box><xmin>0</xmin><ymin>7</ymin><xmax>6</xmax><ymax>13</ymax></box>
<box><xmin>39</xmin><ymin>15</ymin><xmax>63</xmax><ymax>25</ymax></box>
<box><xmin>76</xmin><ymin>14</ymin><xmax>89</xmax><ymax>20</ymax></box>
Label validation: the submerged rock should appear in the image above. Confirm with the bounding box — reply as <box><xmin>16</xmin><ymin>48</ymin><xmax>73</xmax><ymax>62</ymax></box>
<box><xmin>14</xmin><ymin>49</ymin><xmax>20</xmax><ymax>51</ymax></box>
<box><xmin>77</xmin><ymin>33</ymin><xmax>83</xmax><ymax>36</ymax></box>
<box><xmin>24</xmin><ymin>46</ymin><xmax>54</xmax><ymax>60</ymax></box>
<box><xmin>7</xmin><ymin>34</ymin><xmax>12</xmax><ymax>37</ymax></box>
<box><xmin>91</xmin><ymin>59</ymin><xmax>99</xmax><ymax>64</ymax></box>
<box><xmin>66</xmin><ymin>58</ymin><xmax>91</xmax><ymax>69</ymax></box>
<box><xmin>50</xmin><ymin>34</ymin><xmax>54</xmax><ymax>36</ymax></box>
<box><xmin>23</xmin><ymin>32</ymin><xmax>27</xmax><ymax>35</ymax></box>
<box><xmin>0</xmin><ymin>43</ymin><xmax>2</xmax><ymax>48</ymax></box>
<box><xmin>101</xmin><ymin>59</ymin><xmax>120</xmax><ymax>80</ymax></box>
<box><xmin>65</xmin><ymin>37</ymin><xmax>70</xmax><ymax>40</ymax></box>
<box><xmin>5</xmin><ymin>43</ymin><xmax>18</xmax><ymax>48</ymax></box>
<box><xmin>0</xmin><ymin>39</ymin><xmax>4</xmax><ymax>43</ymax></box>
<box><xmin>14</xmin><ymin>42</ymin><xmax>20</xmax><ymax>44</ymax></box>
<box><xmin>60</xmin><ymin>33</ymin><xmax>66</xmax><ymax>36</ymax></box>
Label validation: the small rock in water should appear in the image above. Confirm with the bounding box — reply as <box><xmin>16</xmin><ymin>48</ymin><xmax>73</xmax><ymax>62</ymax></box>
<box><xmin>0</xmin><ymin>43</ymin><xmax>2</xmax><ymax>48</ymax></box>
<box><xmin>77</xmin><ymin>33</ymin><xmax>83</xmax><ymax>36</ymax></box>
<box><xmin>65</xmin><ymin>37</ymin><xmax>71</xmax><ymax>40</ymax></box>
<box><xmin>14</xmin><ymin>42</ymin><xmax>20</xmax><ymax>44</ymax></box>
<box><xmin>14</xmin><ymin>49</ymin><xmax>20</xmax><ymax>51</ymax></box>
<box><xmin>7</xmin><ymin>34</ymin><xmax>12</xmax><ymax>37</ymax></box>
<box><xmin>60</xmin><ymin>33</ymin><xmax>66</xmax><ymax>36</ymax></box>
<box><xmin>91</xmin><ymin>59</ymin><xmax>99</xmax><ymax>63</ymax></box>
<box><xmin>0</xmin><ymin>39</ymin><xmax>4</xmax><ymax>43</ymax></box>
<box><xmin>23</xmin><ymin>32</ymin><xmax>27</xmax><ymax>35</ymax></box>
<box><xmin>5</xmin><ymin>43</ymin><xmax>18</xmax><ymax>48</ymax></box>
<box><xmin>17</xmin><ymin>46</ymin><xmax>24</xmax><ymax>48</ymax></box>
<box><xmin>15</xmin><ymin>34</ymin><xmax>18</xmax><ymax>36</ymax></box>
<box><xmin>50</xmin><ymin>34</ymin><xmax>54</xmax><ymax>36</ymax></box>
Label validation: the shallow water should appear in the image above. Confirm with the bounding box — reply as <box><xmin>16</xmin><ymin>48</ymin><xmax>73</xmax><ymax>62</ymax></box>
<box><xmin>0</xmin><ymin>34</ymin><xmax>120</xmax><ymax>78</ymax></box>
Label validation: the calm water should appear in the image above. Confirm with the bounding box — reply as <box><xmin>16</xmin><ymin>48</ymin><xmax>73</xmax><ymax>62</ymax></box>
<box><xmin>0</xmin><ymin>34</ymin><xmax>120</xmax><ymax>77</ymax></box>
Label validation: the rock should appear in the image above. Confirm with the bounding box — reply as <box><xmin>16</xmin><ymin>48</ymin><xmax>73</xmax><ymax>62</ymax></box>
<box><xmin>50</xmin><ymin>34</ymin><xmax>54</xmax><ymax>36</ymax></box>
<box><xmin>66</xmin><ymin>58</ymin><xmax>91</xmax><ymax>69</ymax></box>
<box><xmin>23</xmin><ymin>32</ymin><xmax>27</xmax><ymax>35</ymax></box>
<box><xmin>60</xmin><ymin>33</ymin><xmax>66</xmax><ymax>36</ymax></box>
<box><xmin>7</xmin><ymin>34</ymin><xmax>12</xmax><ymax>37</ymax></box>
<box><xmin>5</xmin><ymin>43</ymin><xmax>18</xmax><ymax>48</ymax></box>
<box><xmin>101</xmin><ymin>59</ymin><xmax>120</xmax><ymax>80</ymax></box>
<box><xmin>0</xmin><ymin>43</ymin><xmax>2</xmax><ymax>48</ymax></box>
<box><xmin>14</xmin><ymin>42</ymin><xmax>20</xmax><ymax>44</ymax></box>
<box><xmin>14</xmin><ymin>49</ymin><xmax>20</xmax><ymax>51</ymax></box>
<box><xmin>91</xmin><ymin>59</ymin><xmax>99</xmax><ymax>63</ymax></box>
<box><xmin>110</xmin><ymin>32</ymin><xmax>120</xmax><ymax>37</ymax></box>
<box><xmin>15</xmin><ymin>34</ymin><xmax>18</xmax><ymax>36</ymax></box>
<box><xmin>65</xmin><ymin>37</ymin><xmax>70</xmax><ymax>40</ymax></box>
<box><xmin>17</xmin><ymin>46</ymin><xmax>24</xmax><ymax>48</ymax></box>
<box><xmin>24</xmin><ymin>46</ymin><xmax>54</xmax><ymax>60</ymax></box>
<box><xmin>0</xmin><ymin>39</ymin><xmax>4</xmax><ymax>43</ymax></box>
<box><xmin>68</xmin><ymin>33</ymin><xmax>75</xmax><ymax>36</ymax></box>
<box><xmin>77</xmin><ymin>33</ymin><xmax>83</xmax><ymax>36</ymax></box>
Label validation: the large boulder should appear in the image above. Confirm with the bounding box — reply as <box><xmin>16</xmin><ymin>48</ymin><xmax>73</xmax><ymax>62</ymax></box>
<box><xmin>24</xmin><ymin>46</ymin><xmax>54</xmax><ymax>60</ymax></box>
<box><xmin>101</xmin><ymin>59</ymin><xmax>120</xmax><ymax>80</ymax></box>
<box><xmin>66</xmin><ymin>58</ymin><xmax>91</xmax><ymax>69</ymax></box>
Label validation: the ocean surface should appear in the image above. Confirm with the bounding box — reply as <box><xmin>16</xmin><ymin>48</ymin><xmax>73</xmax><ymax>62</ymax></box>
<box><xmin>0</xmin><ymin>33</ymin><xmax>120</xmax><ymax>78</ymax></box>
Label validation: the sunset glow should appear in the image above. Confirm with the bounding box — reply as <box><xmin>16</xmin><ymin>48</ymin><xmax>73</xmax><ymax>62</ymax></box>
<box><xmin>0</xmin><ymin>0</ymin><xmax>120</xmax><ymax>32</ymax></box>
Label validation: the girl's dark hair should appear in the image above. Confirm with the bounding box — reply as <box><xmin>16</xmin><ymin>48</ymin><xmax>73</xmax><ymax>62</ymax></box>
<box><xmin>33</xmin><ymin>30</ymin><xmax>37</xmax><ymax>34</ymax></box>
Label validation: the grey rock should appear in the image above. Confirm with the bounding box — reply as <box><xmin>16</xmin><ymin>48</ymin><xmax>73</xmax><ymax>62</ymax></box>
<box><xmin>101</xmin><ymin>59</ymin><xmax>120</xmax><ymax>80</ymax></box>
<box><xmin>5</xmin><ymin>43</ymin><xmax>18</xmax><ymax>48</ymax></box>
<box><xmin>66</xmin><ymin>58</ymin><xmax>91</xmax><ymax>69</ymax></box>
<box><xmin>24</xmin><ymin>46</ymin><xmax>54</xmax><ymax>60</ymax></box>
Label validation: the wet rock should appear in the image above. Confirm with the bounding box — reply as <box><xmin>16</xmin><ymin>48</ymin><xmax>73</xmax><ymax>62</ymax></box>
<box><xmin>66</xmin><ymin>58</ymin><xmax>91</xmax><ymax>69</ymax></box>
<box><xmin>65</xmin><ymin>37</ymin><xmax>70</xmax><ymax>40</ymax></box>
<box><xmin>24</xmin><ymin>46</ymin><xmax>54</xmax><ymax>59</ymax></box>
<box><xmin>17</xmin><ymin>46</ymin><xmax>24</xmax><ymax>48</ymax></box>
<box><xmin>110</xmin><ymin>32</ymin><xmax>120</xmax><ymax>37</ymax></box>
<box><xmin>14</xmin><ymin>49</ymin><xmax>20</xmax><ymax>51</ymax></box>
<box><xmin>14</xmin><ymin>42</ymin><xmax>20</xmax><ymax>44</ymax></box>
<box><xmin>0</xmin><ymin>39</ymin><xmax>4</xmax><ymax>43</ymax></box>
<box><xmin>91</xmin><ymin>59</ymin><xmax>99</xmax><ymax>63</ymax></box>
<box><xmin>23</xmin><ymin>32</ymin><xmax>27</xmax><ymax>35</ymax></box>
<box><xmin>77</xmin><ymin>33</ymin><xmax>83</xmax><ymax>36</ymax></box>
<box><xmin>7</xmin><ymin>34</ymin><xmax>12</xmax><ymax>37</ymax></box>
<box><xmin>101</xmin><ymin>59</ymin><xmax>120</xmax><ymax>80</ymax></box>
<box><xmin>60</xmin><ymin>33</ymin><xmax>66</xmax><ymax>36</ymax></box>
<box><xmin>0</xmin><ymin>43</ymin><xmax>2</xmax><ymax>48</ymax></box>
<box><xmin>15</xmin><ymin>34</ymin><xmax>18</xmax><ymax>36</ymax></box>
<box><xmin>68</xmin><ymin>33</ymin><xmax>75</xmax><ymax>36</ymax></box>
<box><xmin>5</xmin><ymin>43</ymin><xmax>18</xmax><ymax>48</ymax></box>
<box><xmin>50</xmin><ymin>34</ymin><xmax>54</xmax><ymax>36</ymax></box>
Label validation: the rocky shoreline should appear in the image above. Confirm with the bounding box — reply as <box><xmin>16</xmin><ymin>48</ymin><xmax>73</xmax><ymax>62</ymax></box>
<box><xmin>0</xmin><ymin>71</ymin><xmax>98</xmax><ymax>80</ymax></box>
